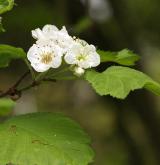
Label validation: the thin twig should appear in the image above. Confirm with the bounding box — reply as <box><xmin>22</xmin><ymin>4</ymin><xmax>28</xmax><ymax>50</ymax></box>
<box><xmin>0</xmin><ymin>72</ymin><xmax>56</xmax><ymax>100</ymax></box>
<box><xmin>19</xmin><ymin>78</ymin><xmax>57</xmax><ymax>92</ymax></box>
<box><xmin>0</xmin><ymin>70</ymin><xmax>30</xmax><ymax>99</ymax></box>
<box><xmin>0</xmin><ymin>91</ymin><xmax>8</xmax><ymax>98</ymax></box>
<box><xmin>12</xmin><ymin>70</ymin><xmax>30</xmax><ymax>88</ymax></box>
<box><xmin>25</xmin><ymin>59</ymin><xmax>36</xmax><ymax>80</ymax></box>
<box><xmin>42</xmin><ymin>78</ymin><xmax>57</xmax><ymax>82</ymax></box>
<box><xmin>19</xmin><ymin>81</ymin><xmax>40</xmax><ymax>92</ymax></box>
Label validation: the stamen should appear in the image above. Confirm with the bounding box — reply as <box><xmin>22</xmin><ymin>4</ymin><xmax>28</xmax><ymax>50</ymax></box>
<box><xmin>41</xmin><ymin>53</ymin><xmax>53</xmax><ymax>64</ymax></box>
<box><xmin>77</xmin><ymin>54</ymin><xmax>87</xmax><ymax>61</ymax></box>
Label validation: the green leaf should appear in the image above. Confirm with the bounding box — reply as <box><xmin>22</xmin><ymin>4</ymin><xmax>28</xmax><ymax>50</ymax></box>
<box><xmin>0</xmin><ymin>98</ymin><xmax>15</xmax><ymax>116</ymax></box>
<box><xmin>0</xmin><ymin>44</ymin><xmax>26</xmax><ymax>68</ymax></box>
<box><xmin>0</xmin><ymin>0</ymin><xmax>14</xmax><ymax>14</ymax></box>
<box><xmin>98</xmin><ymin>49</ymin><xmax>140</xmax><ymax>66</ymax></box>
<box><xmin>85</xmin><ymin>66</ymin><xmax>160</xmax><ymax>99</ymax></box>
<box><xmin>0</xmin><ymin>112</ymin><xmax>94</xmax><ymax>165</ymax></box>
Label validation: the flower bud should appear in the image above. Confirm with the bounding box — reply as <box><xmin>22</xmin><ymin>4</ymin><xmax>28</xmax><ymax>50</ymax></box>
<box><xmin>74</xmin><ymin>66</ymin><xmax>85</xmax><ymax>77</ymax></box>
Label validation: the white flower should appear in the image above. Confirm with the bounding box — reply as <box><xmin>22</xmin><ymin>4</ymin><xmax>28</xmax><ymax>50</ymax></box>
<box><xmin>31</xmin><ymin>25</ymin><xmax>74</xmax><ymax>53</ymax></box>
<box><xmin>27</xmin><ymin>40</ymin><xmax>63</xmax><ymax>72</ymax></box>
<box><xmin>28</xmin><ymin>24</ymin><xmax>100</xmax><ymax>73</ymax></box>
<box><xmin>64</xmin><ymin>39</ymin><xmax>100</xmax><ymax>69</ymax></box>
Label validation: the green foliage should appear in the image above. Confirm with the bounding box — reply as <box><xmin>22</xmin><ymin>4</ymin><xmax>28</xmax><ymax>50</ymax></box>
<box><xmin>0</xmin><ymin>112</ymin><xmax>94</xmax><ymax>165</ymax></box>
<box><xmin>0</xmin><ymin>98</ymin><xmax>15</xmax><ymax>116</ymax></box>
<box><xmin>0</xmin><ymin>44</ymin><xmax>26</xmax><ymax>68</ymax></box>
<box><xmin>98</xmin><ymin>49</ymin><xmax>140</xmax><ymax>66</ymax></box>
<box><xmin>50</xmin><ymin>71</ymin><xmax>76</xmax><ymax>80</ymax></box>
<box><xmin>44</xmin><ymin>66</ymin><xmax>77</xmax><ymax>81</ymax></box>
<box><xmin>0</xmin><ymin>0</ymin><xmax>14</xmax><ymax>14</ymax></box>
<box><xmin>85</xmin><ymin>66</ymin><xmax>160</xmax><ymax>99</ymax></box>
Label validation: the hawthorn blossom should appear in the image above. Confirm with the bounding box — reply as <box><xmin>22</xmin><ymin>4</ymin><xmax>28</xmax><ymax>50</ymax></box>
<box><xmin>64</xmin><ymin>39</ymin><xmax>100</xmax><ymax>71</ymax></box>
<box><xmin>27</xmin><ymin>40</ymin><xmax>63</xmax><ymax>72</ymax></box>
<box><xmin>31</xmin><ymin>25</ymin><xmax>74</xmax><ymax>53</ymax></box>
<box><xmin>27</xmin><ymin>25</ymin><xmax>100</xmax><ymax>74</ymax></box>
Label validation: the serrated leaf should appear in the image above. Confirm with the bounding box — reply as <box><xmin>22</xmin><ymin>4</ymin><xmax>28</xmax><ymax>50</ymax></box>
<box><xmin>98</xmin><ymin>49</ymin><xmax>140</xmax><ymax>66</ymax></box>
<box><xmin>0</xmin><ymin>112</ymin><xmax>94</xmax><ymax>165</ymax></box>
<box><xmin>85</xmin><ymin>66</ymin><xmax>160</xmax><ymax>99</ymax></box>
<box><xmin>0</xmin><ymin>98</ymin><xmax>15</xmax><ymax>116</ymax></box>
<box><xmin>0</xmin><ymin>0</ymin><xmax>14</xmax><ymax>14</ymax></box>
<box><xmin>0</xmin><ymin>44</ymin><xmax>26</xmax><ymax>68</ymax></box>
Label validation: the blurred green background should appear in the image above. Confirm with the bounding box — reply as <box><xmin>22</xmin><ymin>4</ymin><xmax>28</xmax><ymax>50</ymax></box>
<box><xmin>1</xmin><ymin>0</ymin><xmax>160</xmax><ymax>164</ymax></box>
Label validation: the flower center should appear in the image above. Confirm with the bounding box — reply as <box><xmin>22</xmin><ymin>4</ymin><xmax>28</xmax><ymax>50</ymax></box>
<box><xmin>77</xmin><ymin>54</ymin><xmax>87</xmax><ymax>62</ymax></box>
<box><xmin>41</xmin><ymin>53</ymin><xmax>53</xmax><ymax>64</ymax></box>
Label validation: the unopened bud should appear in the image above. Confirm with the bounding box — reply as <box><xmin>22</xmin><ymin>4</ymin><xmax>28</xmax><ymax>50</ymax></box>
<box><xmin>74</xmin><ymin>66</ymin><xmax>85</xmax><ymax>77</ymax></box>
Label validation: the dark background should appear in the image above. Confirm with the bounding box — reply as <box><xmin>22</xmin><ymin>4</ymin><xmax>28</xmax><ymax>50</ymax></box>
<box><xmin>0</xmin><ymin>0</ymin><xmax>160</xmax><ymax>164</ymax></box>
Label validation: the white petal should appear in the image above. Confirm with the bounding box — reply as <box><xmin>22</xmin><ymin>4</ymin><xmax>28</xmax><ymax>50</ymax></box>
<box><xmin>64</xmin><ymin>52</ymin><xmax>77</xmax><ymax>64</ymax></box>
<box><xmin>27</xmin><ymin>44</ymin><xmax>40</xmax><ymax>60</ymax></box>
<box><xmin>27</xmin><ymin>56</ymin><xmax>40</xmax><ymax>64</ymax></box>
<box><xmin>88</xmin><ymin>52</ymin><xmax>100</xmax><ymax>67</ymax></box>
<box><xmin>31</xmin><ymin>62</ymin><xmax>50</xmax><ymax>72</ymax></box>
<box><xmin>84</xmin><ymin>44</ymin><xmax>96</xmax><ymax>54</ymax></box>
<box><xmin>72</xmin><ymin>43</ymin><xmax>83</xmax><ymax>54</ymax></box>
<box><xmin>51</xmin><ymin>56</ymin><xmax>62</xmax><ymax>68</ymax></box>
<box><xmin>78</xmin><ymin>60</ymin><xmax>90</xmax><ymax>69</ymax></box>
<box><xmin>31</xmin><ymin>28</ymin><xmax>45</xmax><ymax>40</ymax></box>
<box><xmin>60</xmin><ymin>26</ymin><xmax>69</xmax><ymax>35</ymax></box>
<box><xmin>53</xmin><ymin>45</ymin><xmax>64</xmax><ymax>57</ymax></box>
<box><xmin>76</xmin><ymin>39</ymin><xmax>88</xmax><ymax>46</ymax></box>
<box><xmin>42</xmin><ymin>24</ymin><xmax>58</xmax><ymax>34</ymax></box>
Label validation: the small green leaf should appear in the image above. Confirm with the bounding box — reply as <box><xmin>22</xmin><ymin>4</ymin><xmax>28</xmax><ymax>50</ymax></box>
<box><xmin>0</xmin><ymin>44</ymin><xmax>26</xmax><ymax>68</ymax></box>
<box><xmin>98</xmin><ymin>49</ymin><xmax>140</xmax><ymax>66</ymax></box>
<box><xmin>0</xmin><ymin>0</ymin><xmax>14</xmax><ymax>14</ymax></box>
<box><xmin>0</xmin><ymin>98</ymin><xmax>15</xmax><ymax>116</ymax></box>
<box><xmin>0</xmin><ymin>112</ymin><xmax>94</xmax><ymax>165</ymax></box>
<box><xmin>85</xmin><ymin>66</ymin><xmax>160</xmax><ymax>99</ymax></box>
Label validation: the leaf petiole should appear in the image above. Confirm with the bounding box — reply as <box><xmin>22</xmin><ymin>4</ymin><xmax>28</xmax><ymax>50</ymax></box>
<box><xmin>25</xmin><ymin>59</ymin><xmax>36</xmax><ymax>80</ymax></box>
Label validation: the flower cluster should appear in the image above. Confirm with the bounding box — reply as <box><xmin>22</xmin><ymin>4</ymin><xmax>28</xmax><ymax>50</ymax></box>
<box><xmin>27</xmin><ymin>25</ymin><xmax>100</xmax><ymax>76</ymax></box>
